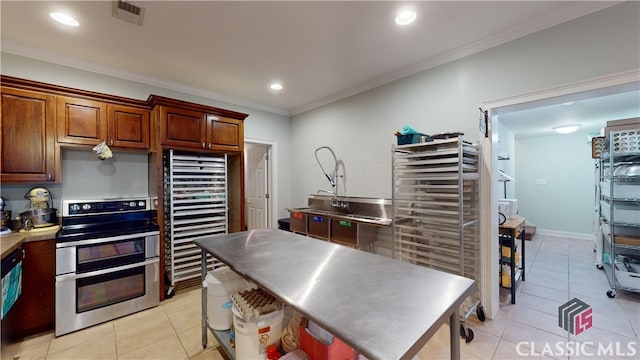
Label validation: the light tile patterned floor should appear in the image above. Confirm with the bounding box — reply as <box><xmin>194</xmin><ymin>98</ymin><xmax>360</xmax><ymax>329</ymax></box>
<box><xmin>2</xmin><ymin>234</ymin><xmax>639</xmax><ymax>359</ymax></box>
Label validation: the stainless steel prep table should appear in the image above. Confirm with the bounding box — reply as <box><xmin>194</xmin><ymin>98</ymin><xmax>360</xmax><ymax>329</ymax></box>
<box><xmin>195</xmin><ymin>228</ymin><xmax>476</xmax><ymax>360</ymax></box>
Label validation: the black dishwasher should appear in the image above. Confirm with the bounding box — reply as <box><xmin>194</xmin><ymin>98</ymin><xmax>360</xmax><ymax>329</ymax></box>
<box><xmin>1</xmin><ymin>248</ymin><xmax>24</xmax><ymax>319</ymax></box>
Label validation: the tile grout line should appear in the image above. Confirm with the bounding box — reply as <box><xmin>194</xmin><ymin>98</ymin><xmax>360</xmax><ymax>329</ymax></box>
<box><xmin>111</xmin><ymin>321</ymin><xmax>119</xmax><ymax>360</ymax></box>
<box><xmin>163</xmin><ymin>301</ymin><xmax>195</xmax><ymax>360</ymax></box>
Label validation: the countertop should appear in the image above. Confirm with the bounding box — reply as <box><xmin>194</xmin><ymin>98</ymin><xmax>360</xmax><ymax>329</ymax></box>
<box><xmin>499</xmin><ymin>216</ymin><xmax>526</xmax><ymax>231</ymax></box>
<box><xmin>1</xmin><ymin>227</ymin><xmax>59</xmax><ymax>260</ymax></box>
<box><xmin>195</xmin><ymin>228</ymin><xmax>476</xmax><ymax>360</ymax></box>
<box><xmin>286</xmin><ymin>207</ymin><xmax>392</xmax><ymax>227</ymax></box>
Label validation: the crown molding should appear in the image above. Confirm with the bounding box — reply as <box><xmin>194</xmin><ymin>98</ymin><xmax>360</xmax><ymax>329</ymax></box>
<box><xmin>2</xmin><ymin>1</ymin><xmax>621</xmax><ymax>118</ymax></box>
<box><xmin>290</xmin><ymin>1</ymin><xmax>621</xmax><ymax>116</ymax></box>
<box><xmin>1</xmin><ymin>42</ymin><xmax>290</xmax><ymax>117</ymax></box>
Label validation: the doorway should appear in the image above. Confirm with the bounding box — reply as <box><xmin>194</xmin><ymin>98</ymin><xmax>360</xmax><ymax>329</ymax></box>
<box><xmin>479</xmin><ymin>69</ymin><xmax>640</xmax><ymax>320</ymax></box>
<box><xmin>244</xmin><ymin>140</ymin><xmax>276</xmax><ymax>230</ymax></box>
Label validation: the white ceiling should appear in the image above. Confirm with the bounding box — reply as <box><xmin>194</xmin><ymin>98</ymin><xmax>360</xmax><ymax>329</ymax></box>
<box><xmin>497</xmin><ymin>83</ymin><xmax>640</xmax><ymax>138</ymax></box>
<box><xmin>0</xmin><ymin>1</ymin><xmax>630</xmax><ymax>120</ymax></box>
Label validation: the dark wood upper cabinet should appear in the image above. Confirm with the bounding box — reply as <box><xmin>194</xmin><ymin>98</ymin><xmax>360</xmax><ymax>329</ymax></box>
<box><xmin>57</xmin><ymin>96</ymin><xmax>107</xmax><ymax>145</ymax></box>
<box><xmin>0</xmin><ymin>87</ymin><xmax>59</xmax><ymax>183</ymax></box>
<box><xmin>108</xmin><ymin>104</ymin><xmax>150</xmax><ymax>149</ymax></box>
<box><xmin>207</xmin><ymin>116</ymin><xmax>244</xmax><ymax>152</ymax></box>
<box><xmin>57</xmin><ymin>97</ymin><xmax>150</xmax><ymax>150</ymax></box>
<box><xmin>150</xmin><ymin>95</ymin><xmax>248</xmax><ymax>153</ymax></box>
<box><xmin>158</xmin><ymin>106</ymin><xmax>207</xmax><ymax>149</ymax></box>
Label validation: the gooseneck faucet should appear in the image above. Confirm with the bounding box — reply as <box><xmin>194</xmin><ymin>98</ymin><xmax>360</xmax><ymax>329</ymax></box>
<box><xmin>314</xmin><ymin>146</ymin><xmax>348</xmax><ymax>211</ymax></box>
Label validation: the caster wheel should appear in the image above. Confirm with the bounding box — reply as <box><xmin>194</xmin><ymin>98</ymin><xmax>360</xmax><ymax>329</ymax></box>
<box><xmin>596</xmin><ymin>264</ymin><xmax>604</xmax><ymax>270</ymax></box>
<box><xmin>465</xmin><ymin>328</ymin><xmax>474</xmax><ymax>343</ymax></box>
<box><xmin>476</xmin><ymin>306</ymin><xmax>486</xmax><ymax>322</ymax></box>
<box><xmin>607</xmin><ymin>290</ymin><xmax>616</xmax><ymax>298</ymax></box>
<box><xmin>165</xmin><ymin>286</ymin><xmax>175</xmax><ymax>299</ymax></box>
<box><xmin>459</xmin><ymin>324</ymin><xmax>475</xmax><ymax>343</ymax></box>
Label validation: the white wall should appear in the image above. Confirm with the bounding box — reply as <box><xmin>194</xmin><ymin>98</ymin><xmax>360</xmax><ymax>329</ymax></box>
<box><xmin>0</xmin><ymin>53</ymin><xmax>293</xmax><ymax>219</ymax></box>
<box><xmin>290</xmin><ymin>2</ymin><xmax>640</xmax><ymax>207</ymax></box>
<box><xmin>514</xmin><ymin>131</ymin><xmax>597</xmax><ymax>237</ymax></box>
<box><xmin>289</xmin><ymin>3</ymin><xmax>639</xmax><ymax>319</ymax></box>
<box><xmin>1</xmin><ymin>150</ymin><xmax>149</xmax><ymax>213</ymax></box>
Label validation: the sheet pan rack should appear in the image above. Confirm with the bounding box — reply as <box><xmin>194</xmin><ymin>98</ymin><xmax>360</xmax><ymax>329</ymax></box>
<box><xmin>163</xmin><ymin>150</ymin><xmax>228</xmax><ymax>291</ymax></box>
<box><xmin>392</xmin><ymin>136</ymin><xmax>484</xmax><ymax>342</ymax></box>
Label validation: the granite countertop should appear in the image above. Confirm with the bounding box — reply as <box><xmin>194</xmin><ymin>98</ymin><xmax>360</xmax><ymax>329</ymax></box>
<box><xmin>1</xmin><ymin>227</ymin><xmax>59</xmax><ymax>260</ymax></box>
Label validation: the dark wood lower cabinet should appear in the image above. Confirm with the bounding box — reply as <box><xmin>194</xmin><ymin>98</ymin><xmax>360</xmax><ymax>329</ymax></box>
<box><xmin>1</xmin><ymin>239</ymin><xmax>55</xmax><ymax>341</ymax></box>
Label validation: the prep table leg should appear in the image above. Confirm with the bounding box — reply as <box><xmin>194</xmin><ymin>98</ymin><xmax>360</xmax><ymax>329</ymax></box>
<box><xmin>449</xmin><ymin>309</ymin><xmax>460</xmax><ymax>360</ymax></box>
<box><xmin>521</xmin><ymin>228</ymin><xmax>526</xmax><ymax>282</ymax></box>
<box><xmin>201</xmin><ymin>249</ymin><xmax>208</xmax><ymax>349</ymax></box>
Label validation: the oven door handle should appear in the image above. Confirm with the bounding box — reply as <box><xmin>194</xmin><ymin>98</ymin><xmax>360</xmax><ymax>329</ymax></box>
<box><xmin>56</xmin><ymin>231</ymin><xmax>160</xmax><ymax>248</ymax></box>
<box><xmin>55</xmin><ymin>258</ymin><xmax>159</xmax><ymax>281</ymax></box>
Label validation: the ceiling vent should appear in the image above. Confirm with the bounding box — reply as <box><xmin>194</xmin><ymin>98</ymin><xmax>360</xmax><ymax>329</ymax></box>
<box><xmin>112</xmin><ymin>0</ymin><xmax>145</xmax><ymax>26</ymax></box>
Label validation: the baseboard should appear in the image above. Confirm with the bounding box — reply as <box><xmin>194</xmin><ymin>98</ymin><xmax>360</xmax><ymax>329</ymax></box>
<box><xmin>536</xmin><ymin>229</ymin><xmax>595</xmax><ymax>241</ymax></box>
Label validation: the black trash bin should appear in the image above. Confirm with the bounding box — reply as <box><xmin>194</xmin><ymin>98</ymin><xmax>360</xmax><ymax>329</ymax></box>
<box><xmin>278</xmin><ymin>218</ymin><xmax>291</xmax><ymax>232</ymax></box>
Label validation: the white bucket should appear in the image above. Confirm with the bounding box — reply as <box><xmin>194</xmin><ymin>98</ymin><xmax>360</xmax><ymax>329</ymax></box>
<box><xmin>233</xmin><ymin>305</ymin><xmax>284</xmax><ymax>360</ymax></box>
<box><xmin>203</xmin><ymin>267</ymin><xmax>248</xmax><ymax>330</ymax></box>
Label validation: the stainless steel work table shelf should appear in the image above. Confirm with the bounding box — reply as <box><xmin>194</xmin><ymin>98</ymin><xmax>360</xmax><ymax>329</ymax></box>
<box><xmin>195</xmin><ymin>228</ymin><xmax>476</xmax><ymax>360</ymax></box>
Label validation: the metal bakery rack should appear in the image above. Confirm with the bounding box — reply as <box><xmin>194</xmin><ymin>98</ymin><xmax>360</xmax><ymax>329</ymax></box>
<box><xmin>392</xmin><ymin>135</ymin><xmax>484</xmax><ymax>342</ymax></box>
<box><xmin>597</xmin><ymin>119</ymin><xmax>640</xmax><ymax>298</ymax></box>
<box><xmin>163</xmin><ymin>150</ymin><xmax>228</xmax><ymax>293</ymax></box>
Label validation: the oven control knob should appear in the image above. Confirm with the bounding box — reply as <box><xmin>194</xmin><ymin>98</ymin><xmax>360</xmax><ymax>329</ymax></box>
<box><xmin>70</xmin><ymin>204</ymin><xmax>80</xmax><ymax>212</ymax></box>
<box><xmin>138</xmin><ymin>201</ymin><xmax>145</xmax><ymax>207</ymax></box>
<box><xmin>82</xmin><ymin>204</ymin><xmax>91</xmax><ymax>210</ymax></box>
<box><xmin>129</xmin><ymin>201</ymin><xmax>136</xmax><ymax>207</ymax></box>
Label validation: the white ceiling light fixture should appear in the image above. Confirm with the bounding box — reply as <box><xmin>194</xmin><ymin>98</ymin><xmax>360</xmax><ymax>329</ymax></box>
<box><xmin>50</xmin><ymin>12</ymin><xmax>79</xmax><ymax>27</ymax></box>
<box><xmin>270</xmin><ymin>83</ymin><xmax>283</xmax><ymax>91</ymax></box>
<box><xmin>561</xmin><ymin>101</ymin><xmax>575</xmax><ymax>106</ymax></box>
<box><xmin>395</xmin><ymin>10</ymin><xmax>417</xmax><ymax>26</ymax></box>
<box><xmin>553</xmin><ymin>124</ymin><xmax>580</xmax><ymax>134</ymax></box>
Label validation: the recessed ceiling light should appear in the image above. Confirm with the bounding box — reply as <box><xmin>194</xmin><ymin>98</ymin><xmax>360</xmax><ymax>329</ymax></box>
<box><xmin>553</xmin><ymin>125</ymin><xmax>580</xmax><ymax>134</ymax></box>
<box><xmin>270</xmin><ymin>83</ymin><xmax>283</xmax><ymax>91</ymax></box>
<box><xmin>50</xmin><ymin>12</ymin><xmax>79</xmax><ymax>27</ymax></box>
<box><xmin>561</xmin><ymin>101</ymin><xmax>575</xmax><ymax>106</ymax></box>
<box><xmin>395</xmin><ymin>10</ymin><xmax>417</xmax><ymax>26</ymax></box>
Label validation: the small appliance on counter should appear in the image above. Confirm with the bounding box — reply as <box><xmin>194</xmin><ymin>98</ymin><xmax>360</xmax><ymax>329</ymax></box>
<box><xmin>18</xmin><ymin>187</ymin><xmax>59</xmax><ymax>234</ymax></box>
<box><xmin>0</xmin><ymin>196</ymin><xmax>11</xmax><ymax>235</ymax></box>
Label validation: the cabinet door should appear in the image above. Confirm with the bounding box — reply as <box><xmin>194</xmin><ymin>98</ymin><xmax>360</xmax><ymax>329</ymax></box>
<box><xmin>108</xmin><ymin>104</ymin><xmax>150</xmax><ymax>149</ymax></box>
<box><xmin>57</xmin><ymin>96</ymin><xmax>108</xmax><ymax>145</ymax></box>
<box><xmin>159</xmin><ymin>106</ymin><xmax>206</xmax><ymax>149</ymax></box>
<box><xmin>1</xmin><ymin>239</ymin><xmax>56</xmax><ymax>340</ymax></box>
<box><xmin>207</xmin><ymin>115</ymin><xmax>243</xmax><ymax>152</ymax></box>
<box><xmin>0</xmin><ymin>87</ymin><xmax>58</xmax><ymax>183</ymax></box>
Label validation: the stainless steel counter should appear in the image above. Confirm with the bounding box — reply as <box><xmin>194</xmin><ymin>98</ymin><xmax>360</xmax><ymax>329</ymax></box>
<box><xmin>195</xmin><ymin>228</ymin><xmax>476</xmax><ymax>360</ymax></box>
<box><xmin>286</xmin><ymin>207</ymin><xmax>392</xmax><ymax>226</ymax></box>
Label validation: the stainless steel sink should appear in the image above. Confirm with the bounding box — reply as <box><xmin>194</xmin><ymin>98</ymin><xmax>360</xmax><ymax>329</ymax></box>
<box><xmin>286</xmin><ymin>207</ymin><xmax>391</xmax><ymax>226</ymax></box>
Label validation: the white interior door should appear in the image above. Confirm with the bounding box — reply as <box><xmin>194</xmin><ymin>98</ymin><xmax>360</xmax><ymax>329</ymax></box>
<box><xmin>246</xmin><ymin>145</ymin><xmax>269</xmax><ymax>230</ymax></box>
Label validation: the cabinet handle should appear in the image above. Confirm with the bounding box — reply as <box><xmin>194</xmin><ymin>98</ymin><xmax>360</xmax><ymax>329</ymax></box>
<box><xmin>202</xmin><ymin>142</ymin><xmax>205</xmax><ymax>149</ymax></box>
<box><xmin>47</xmin><ymin>173</ymin><xmax>52</xmax><ymax>181</ymax></box>
<box><xmin>208</xmin><ymin>143</ymin><xmax>212</xmax><ymax>149</ymax></box>
<box><xmin>110</xmin><ymin>139</ymin><xmax>114</xmax><ymax>146</ymax></box>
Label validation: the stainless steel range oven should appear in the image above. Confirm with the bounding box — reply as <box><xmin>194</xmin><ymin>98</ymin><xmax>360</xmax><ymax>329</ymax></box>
<box><xmin>55</xmin><ymin>197</ymin><xmax>160</xmax><ymax>336</ymax></box>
